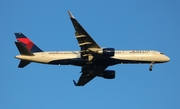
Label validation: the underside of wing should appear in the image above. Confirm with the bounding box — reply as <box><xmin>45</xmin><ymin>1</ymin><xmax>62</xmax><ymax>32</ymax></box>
<box><xmin>73</xmin><ymin>66</ymin><xmax>108</xmax><ymax>86</ymax></box>
<box><xmin>68</xmin><ymin>11</ymin><xmax>101</xmax><ymax>52</ymax></box>
<box><xmin>68</xmin><ymin>11</ymin><xmax>110</xmax><ymax>86</ymax></box>
<box><xmin>73</xmin><ymin>72</ymin><xmax>95</xmax><ymax>86</ymax></box>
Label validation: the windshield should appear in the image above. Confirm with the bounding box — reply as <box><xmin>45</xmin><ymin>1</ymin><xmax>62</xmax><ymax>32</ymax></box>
<box><xmin>160</xmin><ymin>52</ymin><xmax>164</xmax><ymax>55</ymax></box>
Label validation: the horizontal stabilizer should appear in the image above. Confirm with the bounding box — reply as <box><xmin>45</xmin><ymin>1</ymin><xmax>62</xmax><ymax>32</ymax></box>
<box><xmin>18</xmin><ymin>60</ymin><xmax>31</xmax><ymax>68</ymax></box>
<box><xmin>15</xmin><ymin>42</ymin><xmax>34</xmax><ymax>56</ymax></box>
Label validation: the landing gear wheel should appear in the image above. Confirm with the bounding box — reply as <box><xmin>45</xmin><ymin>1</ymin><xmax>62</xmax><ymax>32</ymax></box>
<box><xmin>149</xmin><ymin>67</ymin><xmax>152</xmax><ymax>71</ymax></box>
<box><xmin>149</xmin><ymin>62</ymin><xmax>154</xmax><ymax>71</ymax></box>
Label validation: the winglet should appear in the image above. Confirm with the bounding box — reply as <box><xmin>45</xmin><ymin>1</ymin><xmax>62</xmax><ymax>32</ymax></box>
<box><xmin>68</xmin><ymin>10</ymin><xmax>75</xmax><ymax>19</ymax></box>
<box><xmin>73</xmin><ymin>80</ymin><xmax>83</xmax><ymax>86</ymax></box>
<box><xmin>73</xmin><ymin>80</ymin><xmax>78</xmax><ymax>86</ymax></box>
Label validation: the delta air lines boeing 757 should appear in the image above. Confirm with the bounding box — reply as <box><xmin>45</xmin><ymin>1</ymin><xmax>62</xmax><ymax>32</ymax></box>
<box><xmin>14</xmin><ymin>11</ymin><xmax>170</xmax><ymax>86</ymax></box>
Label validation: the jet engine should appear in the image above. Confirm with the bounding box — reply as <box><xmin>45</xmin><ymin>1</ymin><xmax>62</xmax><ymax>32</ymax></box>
<box><xmin>98</xmin><ymin>70</ymin><xmax>115</xmax><ymax>79</ymax></box>
<box><xmin>96</xmin><ymin>48</ymin><xmax>115</xmax><ymax>56</ymax></box>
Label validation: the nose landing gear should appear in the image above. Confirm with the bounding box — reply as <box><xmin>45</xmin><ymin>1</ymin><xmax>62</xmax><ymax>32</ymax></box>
<box><xmin>149</xmin><ymin>62</ymin><xmax>154</xmax><ymax>71</ymax></box>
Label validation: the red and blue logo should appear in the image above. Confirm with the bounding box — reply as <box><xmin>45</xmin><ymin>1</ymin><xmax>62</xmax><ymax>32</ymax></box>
<box><xmin>15</xmin><ymin>33</ymin><xmax>43</xmax><ymax>52</ymax></box>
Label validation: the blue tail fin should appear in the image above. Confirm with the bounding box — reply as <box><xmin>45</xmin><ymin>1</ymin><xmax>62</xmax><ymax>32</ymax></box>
<box><xmin>14</xmin><ymin>33</ymin><xmax>43</xmax><ymax>53</ymax></box>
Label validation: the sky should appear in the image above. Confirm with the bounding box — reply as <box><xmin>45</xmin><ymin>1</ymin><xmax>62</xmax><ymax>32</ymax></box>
<box><xmin>1</xmin><ymin>0</ymin><xmax>180</xmax><ymax>109</ymax></box>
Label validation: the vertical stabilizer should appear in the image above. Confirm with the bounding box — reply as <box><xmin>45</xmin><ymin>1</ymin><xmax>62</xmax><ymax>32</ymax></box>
<box><xmin>15</xmin><ymin>33</ymin><xmax>43</xmax><ymax>53</ymax></box>
<box><xmin>15</xmin><ymin>42</ymin><xmax>34</xmax><ymax>56</ymax></box>
<box><xmin>15</xmin><ymin>42</ymin><xmax>34</xmax><ymax>68</ymax></box>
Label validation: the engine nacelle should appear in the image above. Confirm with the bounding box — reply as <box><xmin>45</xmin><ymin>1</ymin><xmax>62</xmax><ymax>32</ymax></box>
<box><xmin>97</xmin><ymin>48</ymin><xmax>115</xmax><ymax>56</ymax></box>
<box><xmin>98</xmin><ymin>70</ymin><xmax>115</xmax><ymax>79</ymax></box>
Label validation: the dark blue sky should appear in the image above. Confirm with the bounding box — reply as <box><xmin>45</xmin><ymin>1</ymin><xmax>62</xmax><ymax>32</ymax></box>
<box><xmin>1</xmin><ymin>0</ymin><xmax>180</xmax><ymax>109</ymax></box>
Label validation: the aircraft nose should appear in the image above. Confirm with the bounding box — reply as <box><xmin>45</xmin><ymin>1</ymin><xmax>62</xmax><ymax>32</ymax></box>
<box><xmin>15</xmin><ymin>55</ymin><xmax>20</xmax><ymax>59</ymax></box>
<box><xmin>165</xmin><ymin>55</ymin><xmax>170</xmax><ymax>62</ymax></box>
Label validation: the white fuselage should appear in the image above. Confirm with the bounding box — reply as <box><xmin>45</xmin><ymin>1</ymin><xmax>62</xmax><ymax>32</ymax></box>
<box><xmin>15</xmin><ymin>50</ymin><xmax>170</xmax><ymax>66</ymax></box>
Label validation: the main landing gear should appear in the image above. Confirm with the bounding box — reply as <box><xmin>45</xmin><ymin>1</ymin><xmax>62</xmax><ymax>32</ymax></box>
<box><xmin>149</xmin><ymin>62</ymin><xmax>154</xmax><ymax>71</ymax></box>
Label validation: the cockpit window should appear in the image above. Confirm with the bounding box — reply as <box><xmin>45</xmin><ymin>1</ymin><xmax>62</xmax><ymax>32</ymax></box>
<box><xmin>160</xmin><ymin>52</ymin><xmax>164</xmax><ymax>55</ymax></box>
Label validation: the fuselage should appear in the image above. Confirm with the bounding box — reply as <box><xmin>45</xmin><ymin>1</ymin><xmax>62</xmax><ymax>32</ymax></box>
<box><xmin>15</xmin><ymin>50</ymin><xmax>170</xmax><ymax>66</ymax></box>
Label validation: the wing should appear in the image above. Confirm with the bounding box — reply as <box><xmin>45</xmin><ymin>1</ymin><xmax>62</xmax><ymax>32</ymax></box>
<box><xmin>68</xmin><ymin>11</ymin><xmax>101</xmax><ymax>59</ymax></box>
<box><xmin>73</xmin><ymin>72</ymin><xmax>95</xmax><ymax>86</ymax></box>
<box><xmin>73</xmin><ymin>66</ymin><xmax>108</xmax><ymax>86</ymax></box>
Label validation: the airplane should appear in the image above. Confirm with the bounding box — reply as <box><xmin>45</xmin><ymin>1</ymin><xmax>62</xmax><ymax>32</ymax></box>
<box><xmin>14</xmin><ymin>11</ymin><xmax>170</xmax><ymax>86</ymax></box>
